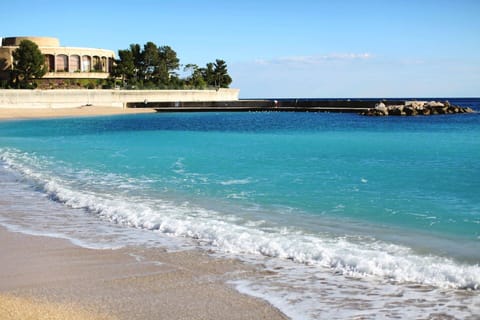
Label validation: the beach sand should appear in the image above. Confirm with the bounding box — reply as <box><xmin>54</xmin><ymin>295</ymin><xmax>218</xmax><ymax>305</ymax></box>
<box><xmin>0</xmin><ymin>227</ymin><xmax>286</xmax><ymax>319</ymax></box>
<box><xmin>0</xmin><ymin>106</ymin><xmax>156</xmax><ymax>120</ymax></box>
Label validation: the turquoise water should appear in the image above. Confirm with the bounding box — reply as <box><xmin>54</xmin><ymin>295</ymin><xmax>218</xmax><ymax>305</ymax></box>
<box><xmin>1</xmin><ymin>103</ymin><xmax>479</xmax><ymax>318</ymax></box>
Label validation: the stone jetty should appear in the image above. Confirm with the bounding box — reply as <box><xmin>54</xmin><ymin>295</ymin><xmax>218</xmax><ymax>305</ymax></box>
<box><xmin>361</xmin><ymin>101</ymin><xmax>474</xmax><ymax>116</ymax></box>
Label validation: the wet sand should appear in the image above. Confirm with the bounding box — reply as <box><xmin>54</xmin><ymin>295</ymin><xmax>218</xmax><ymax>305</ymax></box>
<box><xmin>0</xmin><ymin>106</ymin><xmax>155</xmax><ymax>120</ymax></box>
<box><xmin>0</xmin><ymin>226</ymin><xmax>287</xmax><ymax>319</ymax></box>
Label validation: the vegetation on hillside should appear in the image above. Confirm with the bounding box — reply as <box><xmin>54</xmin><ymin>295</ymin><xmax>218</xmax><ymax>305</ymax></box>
<box><xmin>1</xmin><ymin>40</ymin><xmax>232</xmax><ymax>90</ymax></box>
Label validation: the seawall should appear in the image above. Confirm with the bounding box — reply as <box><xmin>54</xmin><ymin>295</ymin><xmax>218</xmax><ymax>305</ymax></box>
<box><xmin>129</xmin><ymin>99</ymin><xmax>399</xmax><ymax>113</ymax></box>
<box><xmin>0</xmin><ymin>88</ymin><xmax>240</xmax><ymax>108</ymax></box>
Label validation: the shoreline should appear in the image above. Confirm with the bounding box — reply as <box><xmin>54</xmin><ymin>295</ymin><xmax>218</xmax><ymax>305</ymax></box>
<box><xmin>0</xmin><ymin>226</ymin><xmax>287</xmax><ymax>319</ymax></box>
<box><xmin>0</xmin><ymin>106</ymin><xmax>156</xmax><ymax>120</ymax></box>
<box><xmin>0</xmin><ymin>104</ymin><xmax>287</xmax><ymax>319</ymax></box>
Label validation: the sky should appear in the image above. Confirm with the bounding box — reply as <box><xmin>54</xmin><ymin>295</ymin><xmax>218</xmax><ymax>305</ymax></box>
<box><xmin>1</xmin><ymin>0</ymin><xmax>479</xmax><ymax>98</ymax></box>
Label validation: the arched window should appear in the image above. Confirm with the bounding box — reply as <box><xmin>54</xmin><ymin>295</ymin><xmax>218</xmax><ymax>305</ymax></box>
<box><xmin>92</xmin><ymin>56</ymin><xmax>101</xmax><ymax>72</ymax></box>
<box><xmin>101</xmin><ymin>57</ymin><xmax>107</xmax><ymax>72</ymax></box>
<box><xmin>108</xmin><ymin>57</ymin><xmax>114</xmax><ymax>73</ymax></box>
<box><xmin>55</xmin><ymin>54</ymin><xmax>68</xmax><ymax>72</ymax></box>
<box><xmin>82</xmin><ymin>56</ymin><xmax>91</xmax><ymax>72</ymax></box>
<box><xmin>69</xmin><ymin>55</ymin><xmax>80</xmax><ymax>72</ymax></box>
<box><xmin>44</xmin><ymin>54</ymin><xmax>55</xmax><ymax>72</ymax></box>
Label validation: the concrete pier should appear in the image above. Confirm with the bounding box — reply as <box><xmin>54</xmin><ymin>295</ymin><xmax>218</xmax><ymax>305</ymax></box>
<box><xmin>128</xmin><ymin>99</ymin><xmax>405</xmax><ymax>113</ymax></box>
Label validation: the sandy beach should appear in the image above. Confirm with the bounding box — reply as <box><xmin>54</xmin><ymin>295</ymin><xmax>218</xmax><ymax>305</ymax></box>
<box><xmin>0</xmin><ymin>106</ymin><xmax>156</xmax><ymax>120</ymax></box>
<box><xmin>0</xmin><ymin>226</ymin><xmax>286</xmax><ymax>319</ymax></box>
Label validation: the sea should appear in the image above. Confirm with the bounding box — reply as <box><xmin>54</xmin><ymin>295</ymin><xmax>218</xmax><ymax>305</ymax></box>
<box><xmin>0</xmin><ymin>98</ymin><xmax>479</xmax><ymax>319</ymax></box>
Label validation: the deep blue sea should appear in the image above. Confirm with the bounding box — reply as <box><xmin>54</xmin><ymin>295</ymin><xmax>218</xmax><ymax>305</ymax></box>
<box><xmin>1</xmin><ymin>98</ymin><xmax>479</xmax><ymax>319</ymax></box>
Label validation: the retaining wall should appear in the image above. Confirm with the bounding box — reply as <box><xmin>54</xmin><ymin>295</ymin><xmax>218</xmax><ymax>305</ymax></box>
<box><xmin>0</xmin><ymin>88</ymin><xmax>240</xmax><ymax>108</ymax></box>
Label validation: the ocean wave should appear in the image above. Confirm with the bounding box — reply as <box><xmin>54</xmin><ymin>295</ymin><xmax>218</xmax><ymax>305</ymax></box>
<box><xmin>1</xmin><ymin>148</ymin><xmax>479</xmax><ymax>291</ymax></box>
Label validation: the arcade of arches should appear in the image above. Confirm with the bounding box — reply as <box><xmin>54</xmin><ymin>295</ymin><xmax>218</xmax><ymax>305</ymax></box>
<box><xmin>44</xmin><ymin>54</ymin><xmax>112</xmax><ymax>73</ymax></box>
<box><xmin>0</xmin><ymin>36</ymin><xmax>115</xmax><ymax>81</ymax></box>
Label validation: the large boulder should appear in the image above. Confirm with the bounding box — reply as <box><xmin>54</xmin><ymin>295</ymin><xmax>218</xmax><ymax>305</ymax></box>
<box><xmin>404</xmin><ymin>105</ymin><xmax>418</xmax><ymax>116</ymax></box>
<box><xmin>374</xmin><ymin>102</ymin><xmax>388</xmax><ymax>115</ymax></box>
<box><xmin>405</xmin><ymin>101</ymin><xmax>425</xmax><ymax>110</ymax></box>
<box><xmin>387</xmin><ymin>105</ymin><xmax>404</xmax><ymax>115</ymax></box>
<box><xmin>387</xmin><ymin>105</ymin><xmax>404</xmax><ymax>111</ymax></box>
<box><xmin>419</xmin><ymin>108</ymin><xmax>431</xmax><ymax>115</ymax></box>
<box><xmin>425</xmin><ymin>101</ymin><xmax>445</xmax><ymax>108</ymax></box>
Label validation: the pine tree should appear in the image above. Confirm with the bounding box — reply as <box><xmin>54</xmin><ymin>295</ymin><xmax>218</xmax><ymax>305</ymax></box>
<box><xmin>213</xmin><ymin>59</ymin><xmax>232</xmax><ymax>88</ymax></box>
<box><xmin>11</xmin><ymin>40</ymin><xmax>46</xmax><ymax>88</ymax></box>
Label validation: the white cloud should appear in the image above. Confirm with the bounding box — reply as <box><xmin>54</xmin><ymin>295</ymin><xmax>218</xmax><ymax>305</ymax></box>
<box><xmin>255</xmin><ymin>53</ymin><xmax>373</xmax><ymax>66</ymax></box>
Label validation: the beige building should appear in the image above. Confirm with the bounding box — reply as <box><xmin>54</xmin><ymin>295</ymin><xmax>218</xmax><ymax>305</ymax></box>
<box><xmin>0</xmin><ymin>36</ymin><xmax>115</xmax><ymax>81</ymax></box>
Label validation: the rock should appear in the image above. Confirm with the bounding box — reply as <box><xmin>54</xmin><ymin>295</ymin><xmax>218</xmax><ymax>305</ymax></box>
<box><xmin>360</xmin><ymin>101</ymin><xmax>474</xmax><ymax>117</ymax></box>
<box><xmin>387</xmin><ymin>105</ymin><xmax>404</xmax><ymax>112</ymax></box>
<box><xmin>373</xmin><ymin>102</ymin><xmax>388</xmax><ymax>115</ymax></box>
<box><xmin>437</xmin><ymin>107</ymin><xmax>447</xmax><ymax>114</ymax></box>
<box><xmin>387</xmin><ymin>105</ymin><xmax>406</xmax><ymax>115</ymax></box>
<box><xmin>375</xmin><ymin>102</ymin><xmax>387</xmax><ymax>112</ymax></box>
<box><xmin>404</xmin><ymin>106</ymin><xmax>418</xmax><ymax>116</ymax></box>
<box><xmin>405</xmin><ymin>101</ymin><xmax>425</xmax><ymax>110</ymax></box>
<box><xmin>420</xmin><ymin>108</ymin><xmax>431</xmax><ymax>115</ymax></box>
<box><xmin>425</xmin><ymin>101</ymin><xmax>445</xmax><ymax>108</ymax></box>
<box><xmin>388</xmin><ymin>107</ymin><xmax>403</xmax><ymax>116</ymax></box>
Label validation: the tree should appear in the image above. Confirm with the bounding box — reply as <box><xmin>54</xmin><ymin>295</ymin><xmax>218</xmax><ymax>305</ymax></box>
<box><xmin>113</xmin><ymin>41</ymin><xmax>233</xmax><ymax>89</ymax></box>
<box><xmin>142</xmin><ymin>41</ymin><xmax>160</xmax><ymax>81</ymax></box>
<box><xmin>129</xmin><ymin>43</ymin><xmax>143</xmax><ymax>81</ymax></box>
<box><xmin>11</xmin><ymin>40</ymin><xmax>46</xmax><ymax>88</ymax></box>
<box><xmin>184</xmin><ymin>64</ymin><xmax>207</xmax><ymax>89</ymax></box>
<box><xmin>113</xmin><ymin>49</ymin><xmax>135</xmax><ymax>86</ymax></box>
<box><xmin>157</xmin><ymin>45</ymin><xmax>180</xmax><ymax>86</ymax></box>
<box><xmin>200</xmin><ymin>62</ymin><xmax>216</xmax><ymax>87</ymax></box>
<box><xmin>213</xmin><ymin>59</ymin><xmax>232</xmax><ymax>88</ymax></box>
<box><xmin>159</xmin><ymin>46</ymin><xmax>180</xmax><ymax>75</ymax></box>
<box><xmin>201</xmin><ymin>60</ymin><xmax>232</xmax><ymax>88</ymax></box>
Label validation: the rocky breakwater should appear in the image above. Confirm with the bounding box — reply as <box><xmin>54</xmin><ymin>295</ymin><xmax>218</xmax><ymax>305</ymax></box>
<box><xmin>361</xmin><ymin>101</ymin><xmax>474</xmax><ymax>116</ymax></box>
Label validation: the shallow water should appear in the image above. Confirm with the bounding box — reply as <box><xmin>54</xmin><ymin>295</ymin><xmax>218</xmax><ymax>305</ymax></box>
<box><xmin>1</xmin><ymin>100</ymin><xmax>479</xmax><ymax>319</ymax></box>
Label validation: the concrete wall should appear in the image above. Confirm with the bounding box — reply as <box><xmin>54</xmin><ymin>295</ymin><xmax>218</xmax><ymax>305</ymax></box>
<box><xmin>0</xmin><ymin>88</ymin><xmax>240</xmax><ymax>108</ymax></box>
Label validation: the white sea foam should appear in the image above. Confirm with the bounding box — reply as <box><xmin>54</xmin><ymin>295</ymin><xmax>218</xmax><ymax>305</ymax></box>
<box><xmin>0</xmin><ymin>221</ymin><xmax>123</xmax><ymax>250</ymax></box>
<box><xmin>171</xmin><ymin>157</ymin><xmax>186</xmax><ymax>174</ymax></box>
<box><xmin>232</xmin><ymin>263</ymin><xmax>480</xmax><ymax>320</ymax></box>
<box><xmin>1</xmin><ymin>148</ymin><xmax>480</xmax><ymax>293</ymax></box>
<box><xmin>220</xmin><ymin>178</ymin><xmax>253</xmax><ymax>185</ymax></box>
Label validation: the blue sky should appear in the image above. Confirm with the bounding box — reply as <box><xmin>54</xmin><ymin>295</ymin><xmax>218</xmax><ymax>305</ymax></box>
<box><xmin>1</xmin><ymin>0</ymin><xmax>479</xmax><ymax>98</ymax></box>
